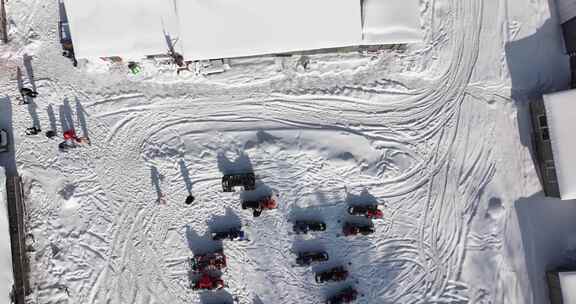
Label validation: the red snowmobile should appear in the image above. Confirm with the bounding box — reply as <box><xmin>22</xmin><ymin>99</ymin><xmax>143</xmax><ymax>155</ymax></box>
<box><xmin>191</xmin><ymin>251</ymin><xmax>227</xmax><ymax>272</ymax></box>
<box><xmin>315</xmin><ymin>266</ymin><xmax>349</xmax><ymax>283</ymax></box>
<box><xmin>347</xmin><ymin>205</ymin><xmax>383</xmax><ymax>219</ymax></box>
<box><xmin>342</xmin><ymin>222</ymin><xmax>374</xmax><ymax>236</ymax></box>
<box><xmin>242</xmin><ymin>195</ymin><xmax>277</xmax><ymax>217</ymax></box>
<box><xmin>192</xmin><ymin>273</ymin><xmax>225</xmax><ymax>290</ymax></box>
<box><xmin>326</xmin><ymin>287</ymin><xmax>358</xmax><ymax>304</ymax></box>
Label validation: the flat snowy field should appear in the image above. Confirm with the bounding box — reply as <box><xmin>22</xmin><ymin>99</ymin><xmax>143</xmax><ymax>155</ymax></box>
<box><xmin>0</xmin><ymin>0</ymin><xmax>575</xmax><ymax>303</ymax></box>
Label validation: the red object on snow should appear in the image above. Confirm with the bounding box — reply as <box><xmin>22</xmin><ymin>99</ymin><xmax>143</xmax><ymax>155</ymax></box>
<box><xmin>63</xmin><ymin>129</ymin><xmax>77</xmax><ymax>141</ymax></box>
<box><xmin>193</xmin><ymin>273</ymin><xmax>224</xmax><ymax>290</ymax></box>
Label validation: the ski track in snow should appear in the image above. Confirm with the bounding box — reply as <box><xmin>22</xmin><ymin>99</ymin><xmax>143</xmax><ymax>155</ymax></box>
<box><xmin>0</xmin><ymin>0</ymin><xmax>527</xmax><ymax>302</ymax></box>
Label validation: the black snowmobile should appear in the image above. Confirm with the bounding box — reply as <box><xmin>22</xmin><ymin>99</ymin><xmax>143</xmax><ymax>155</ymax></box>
<box><xmin>212</xmin><ymin>227</ymin><xmax>247</xmax><ymax>241</ymax></box>
<box><xmin>342</xmin><ymin>222</ymin><xmax>374</xmax><ymax>236</ymax></box>
<box><xmin>292</xmin><ymin>220</ymin><xmax>327</xmax><ymax>234</ymax></box>
<box><xmin>222</xmin><ymin>173</ymin><xmax>256</xmax><ymax>192</ymax></box>
<box><xmin>326</xmin><ymin>287</ymin><xmax>358</xmax><ymax>304</ymax></box>
<box><xmin>190</xmin><ymin>250</ymin><xmax>227</xmax><ymax>272</ymax></box>
<box><xmin>296</xmin><ymin>251</ymin><xmax>329</xmax><ymax>266</ymax></box>
<box><xmin>315</xmin><ymin>266</ymin><xmax>349</xmax><ymax>283</ymax></box>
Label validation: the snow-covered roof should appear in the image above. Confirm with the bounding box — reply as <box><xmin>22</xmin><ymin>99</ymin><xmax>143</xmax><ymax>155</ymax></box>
<box><xmin>362</xmin><ymin>0</ymin><xmax>422</xmax><ymax>44</ymax></box>
<box><xmin>64</xmin><ymin>0</ymin><xmax>422</xmax><ymax>61</ymax></box>
<box><xmin>64</xmin><ymin>0</ymin><xmax>178</xmax><ymax>60</ymax></box>
<box><xmin>544</xmin><ymin>89</ymin><xmax>576</xmax><ymax>200</ymax></box>
<box><xmin>556</xmin><ymin>0</ymin><xmax>576</xmax><ymax>24</ymax></box>
<box><xmin>177</xmin><ymin>0</ymin><xmax>362</xmax><ymax>60</ymax></box>
<box><xmin>559</xmin><ymin>271</ymin><xmax>576</xmax><ymax>303</ymax></box>
<box><xmin>0</xmin><ymin>167</ymin><xmax>14</xmax><ymax>302</ymax></box>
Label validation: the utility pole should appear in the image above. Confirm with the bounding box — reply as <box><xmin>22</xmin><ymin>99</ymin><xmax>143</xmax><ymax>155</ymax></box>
<box><xmin>0</xmin><ymin>0</ymin><xmax>7</xmax><ymax>43</ymax></box>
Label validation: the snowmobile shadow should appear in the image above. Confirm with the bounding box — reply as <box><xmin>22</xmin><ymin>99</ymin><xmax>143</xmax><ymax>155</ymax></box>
<box><xmin>179</xmin><ymin>159</ymin><xmax>193</xmax><ymax>195</ymax></box>
<box><xmin>291</xmin><ymin>239</ymin><xmax>326</xmax><ymax>254</ymax></box>
<box><xmin>75</xmin><ymin>98</ymin><xmax>89</xmax><ymax>138</ymax></box>
<box><xmin>345</xmin><ymin>189</ymin><xmax>379</xmax><ymax>207</ymax></box>
<box><xmin>287</xmin><ymin>206</ymin><xmax>324</xmax><ymax>223</ymax></box>
<box><xmin>217</xmin><ymin>151</ymin><xmax>253</xmax><ymax>175</ymax></box>
<box><xmin>22</xmin><ymin>54</ymin><xmax>37</xmax><ymax>92</ymax></box>
<box><xmin>47</xmin><ymin>104</ymin><xmax>58</xmax><ymax>134</ymax></box>
<box><xmin>185</xmin><ymin>225</ymin><xmax>221</xmax><ymax>255</ymax></box>
<box><xmin>59</xmin><ymin>98</ymin><xmax>75</xmax><ymax>132</ymax></box>
<box><xmin>200</xmin><ymin>290</ymin><xmax>235</xmax><ymax>304</ymax></box>
<box><xmin>207</xmin><ymin>207</ymin><xmax>242</xmax><ymax>233</ymax></box>
<box><xmin>239</xmin><ymin>180</ymin><xmax>274</xmax><ymax>202</ymax></box>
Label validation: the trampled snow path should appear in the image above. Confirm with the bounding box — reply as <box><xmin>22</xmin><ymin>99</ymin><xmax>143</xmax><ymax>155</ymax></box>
<box><xmin>0</xmin><ymin>0</ymin><xmax>561</xmax><ymax>303</ymax></box>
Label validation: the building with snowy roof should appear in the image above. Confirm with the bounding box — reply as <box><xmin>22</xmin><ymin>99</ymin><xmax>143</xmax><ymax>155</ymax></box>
<box><xmin>530</xmin><ymin>89</ymin><xmax>576</xmax><ymax>200</ymax></box>
<box><xmin>548</xmin><ymin>270</ymin><xmax>576</xmax><ymax>304</ymax></box>
<box><xmin>62</xmin><ymin>0</ymin><xmax>422</xmax><ymax>61</ymax></box>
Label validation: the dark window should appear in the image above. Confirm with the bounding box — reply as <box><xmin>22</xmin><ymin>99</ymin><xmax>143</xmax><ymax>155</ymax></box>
<box><xmin>538</xmin><ymin>115</ymin><xmax>548</xmax><ymax>128</ymax></box>
<box><xmin>541</xmin><ymin>128</ymin><xmax>550</xmax><ymax>141</ymax></box>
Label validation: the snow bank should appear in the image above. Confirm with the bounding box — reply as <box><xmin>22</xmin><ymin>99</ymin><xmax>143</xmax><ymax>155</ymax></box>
<box><xmin>0</xmin><ymin>167</ymin><xmax>14</xmax><ymax>303</ymax></box>
<box><xmin>362</xmin><ymin>0</ymin><xmax>422</xmax><ymax>44</ymax></box>
<box><xmin>544</xmin><ymin>89</ymin><xmax>576</xmax><ymax>200</ymax></box>
<box><xmin>64</xmin><ymin>0</ymin><xmax>178</xmax><ymax>60</ymax></box>
<box><xmin>560</xmin><ymin>272</ymin><xmax>576</xmax><ymax>304</ymax></box>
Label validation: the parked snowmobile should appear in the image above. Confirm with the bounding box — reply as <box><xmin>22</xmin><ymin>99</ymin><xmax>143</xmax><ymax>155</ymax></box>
<box><xmin>292</xmin><ymin>220</ymin><xmax>327</xmax><ymax>234</ymax></box>
<box><xmin>242</xmin><ymin>195</ymin><xmax>277</xmax><ymax>217</ymax></box>
<box><xmin>347</xmin><ymin>204</ymin><xmax>383</xmax><ymax>219</ymax></box>
<box><xmin>212</xmin><ymin>227</ymin><xmax>247</xmax><ymax>241</ymax></box>
<box><xmin>190</xmin><ymin>250</ymin><xmax>227</xmax><ymax>272</ymax></box>
<box><xmin>315</xmin><ymin>266</ymin><xmax>349</xmax><ymax>283</ymax></box>
<box><xmin>296</xmin><ymin>251</ymin><xmax>329</xmax><ymax>266</ymax></box>
<box><xmin>326</xmin><ymin>287</ymin><xmax>358</xmax><ymax>304</ymax></box>
<box><xmin>342</xmin><ymin>222</ymin><xmax>374</xmax><ymax>236</ymax></box>
<box><xmin>192</xmin><ymin>273</ymin><xmax>225</xmax><ymax>290</ymax></box>
<box><xmin>222</xmin><ymin>173</ymin><xmax>256</xmax><ymax>192</ymax></box>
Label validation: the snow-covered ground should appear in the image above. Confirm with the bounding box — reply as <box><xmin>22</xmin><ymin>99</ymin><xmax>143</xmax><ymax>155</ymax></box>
<box><xmin>0</xmin><ymin>0</ymin><xmax>576</xmax><ymax>303</ymax></box>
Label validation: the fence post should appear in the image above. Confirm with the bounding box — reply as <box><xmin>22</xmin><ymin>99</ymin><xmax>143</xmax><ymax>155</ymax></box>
<box><xmin>0</xmin><ymin>0</ymin><xmax>7</xmax><ymax>43</ymax></box>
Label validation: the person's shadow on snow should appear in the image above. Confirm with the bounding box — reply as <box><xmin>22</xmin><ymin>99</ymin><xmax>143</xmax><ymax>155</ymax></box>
<box><xmin>179</xmin><ymin>159</ymin><xmax>193</xmax><ymax>195</ymax></box>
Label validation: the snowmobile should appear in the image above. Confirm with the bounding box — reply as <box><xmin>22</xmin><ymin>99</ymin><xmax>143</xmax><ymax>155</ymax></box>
<box><xmin>242</xmin><ymin>195</ymin><xmax>277</xmax><ymax>217</ymax></box>
<box><xmin>347</xmin><ymin>204</ymin><xmax>383</xmax><ymax>219</ymax></box>
<box><xmin>212</xmin><ymin>227</ymin><xmax>247</xmax><ymax>241</ymax></box>
<box><xmin>222</xmin><ymin>173</ymin><xmax>256</xmax><ymax>192</ymax></box>
<box><xmin>326</xmin><ymin>287</ymin><xmax>358</xmax><ymax>304</ymax></box>
<box><xmin>190</xmin><ymin>250</ymin><xmax>227</xmax><ymax>272</ymax></box>
<box><xmin>192</xmin><ymin>272</ymin><xmax>225</xmax><ymax>290</ymax></box>
<box><xmin>342</xmin><ymin>222</ymin><xmax>374</xmax><ymax>236</ymax></box>
<box><xmin>292</xmin><ymin>220</ymin><xmax>327</xmax><ymax>234</ymax></box>
<box><xmin>296</xmin><ymin>251</ymin><xmax>329</xmax><ymax>266</ymax></box>
<box><xmin>315</xmin><ymin>266</ymin><xmax>349</xmax><ymax>283</ymax></box>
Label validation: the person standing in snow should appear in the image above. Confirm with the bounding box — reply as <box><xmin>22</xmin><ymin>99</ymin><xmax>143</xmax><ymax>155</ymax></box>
<box><xmin>25</xmin><ymin>126</ymin><xmax>41</xmax><ymax>135</ymax></box>
<box><xmin>20</xmin><ymin>87</ymin><xmax>38</xmax><ymax>98</ymax></box>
